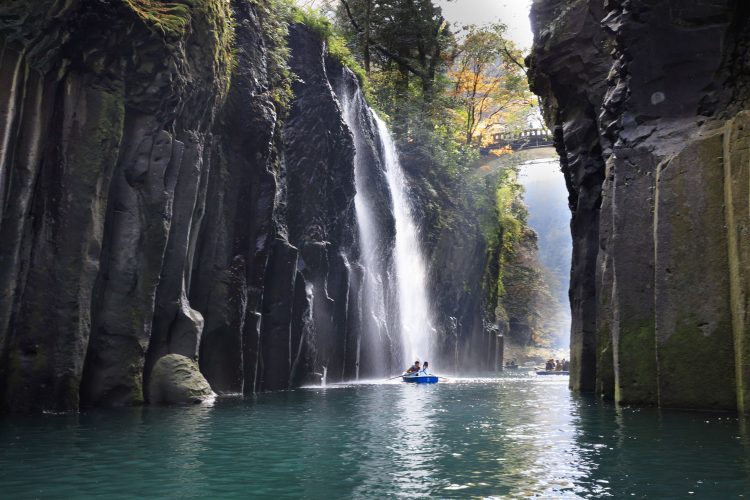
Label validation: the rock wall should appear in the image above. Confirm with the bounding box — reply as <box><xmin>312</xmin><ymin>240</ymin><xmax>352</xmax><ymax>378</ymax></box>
<box><xmin>529</xmin><ymin>0</ymin><xmax>750</xmax><ymax>410</ymax></box>
<box><xmin>0</xmin><ymin>1</ymin><xmax>389</xmax><ymax>412</ymax></box>
<box><xmin>401</xmin><ymin>147</ymin><xmax>504</xmax><ymax>374</ymax></box>
<box><xmin>425</xmin><ymin>187</ymin><xmax>494</xmax><ymax>374</ymax></box>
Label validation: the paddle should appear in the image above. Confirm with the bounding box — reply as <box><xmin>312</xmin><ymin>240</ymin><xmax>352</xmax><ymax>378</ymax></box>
<box><xmin>386</xmin><ymin>373</ymin><xmax>449</xmax><ymax>381</ymax></box>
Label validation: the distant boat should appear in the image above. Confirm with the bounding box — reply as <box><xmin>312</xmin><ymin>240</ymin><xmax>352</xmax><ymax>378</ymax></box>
<box><xmin>402</xmin><ymin>373</ymin><xmax>439</xmax><ymax>384</ymax></box>
<box><xmin>536</xmin><ymin>370</ymin><xmax>569</xmax><ymax>376</ymax></box>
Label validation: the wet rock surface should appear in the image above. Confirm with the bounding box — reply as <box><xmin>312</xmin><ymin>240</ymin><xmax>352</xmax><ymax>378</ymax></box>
<box><xmin>0</xmin><ymin>3</ymin><xmax>390</xmax><ymax>412</ymax></box>
<box><xmin>529</xmin><ymin>0</ymin><xmax>750</xmax><ymax>410</ymax></box>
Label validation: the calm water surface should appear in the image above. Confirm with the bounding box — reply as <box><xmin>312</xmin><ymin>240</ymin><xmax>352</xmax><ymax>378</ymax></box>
<box><xmin>1</xmin><ymin>373</ymin><xmax>749</xmax><ymax>498</ymax></box>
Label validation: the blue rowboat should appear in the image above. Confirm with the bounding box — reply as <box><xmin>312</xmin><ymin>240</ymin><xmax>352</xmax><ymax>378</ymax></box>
<box><xmin>536</xmin><ymin>370</ymin><xmax>569</xmax><ymax>376</ymax></box>
<box><xmin>402</xmin><ymin>374</ymin><xmax>439</xmax><ymax>384</ymax></box>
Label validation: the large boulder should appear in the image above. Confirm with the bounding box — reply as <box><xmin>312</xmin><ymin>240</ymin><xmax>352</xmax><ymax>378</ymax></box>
<box><xmin>148</xmin><ymin>354</ymin><xmax>214</xmax><ymax>405</ymax></box>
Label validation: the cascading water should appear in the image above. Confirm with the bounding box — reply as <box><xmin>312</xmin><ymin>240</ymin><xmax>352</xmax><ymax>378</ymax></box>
<box><xmin>339</xmin><ymin>84</ymin><xmax>435</xmax><ymax>374</ymax></box>
<box><xmin>340</xmin><ymin>88</ymin><xmax>392</xmax><ymax>377</ymax></box>
<box><xmin>372</xmin><ymin>116</ymin><xmax>435</xmax><ymax>365</ymax></box>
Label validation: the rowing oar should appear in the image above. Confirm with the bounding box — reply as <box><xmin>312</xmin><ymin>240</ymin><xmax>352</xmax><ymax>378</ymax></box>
<box><xmin>385</xmin><ymin>373</ymin><xmax>450</xmax><ymax>381</ymax></box>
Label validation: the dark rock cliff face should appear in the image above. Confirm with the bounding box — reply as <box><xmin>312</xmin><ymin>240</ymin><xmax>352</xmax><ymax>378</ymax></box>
<box><xmin>529</xmin><ymin>0</ymin><xmax>750</xmax><ymax>411</ymax></box>
<box><xmin>0</xmin><ymin>1</ymin><xmax>386</xmax><ymax>412</ymax></box>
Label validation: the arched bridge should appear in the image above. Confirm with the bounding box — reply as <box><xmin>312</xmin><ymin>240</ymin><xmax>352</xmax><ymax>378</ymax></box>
<box><xmin>480</xmin><ymin>128</ymin><xmax>554</xmax><ymax>154</ymax></box>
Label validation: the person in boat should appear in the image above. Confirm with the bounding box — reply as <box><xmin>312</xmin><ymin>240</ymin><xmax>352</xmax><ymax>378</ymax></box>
<box><xmin>421</xmin><ymin>361</ymin><xmax>430</xmax><ymax>374</ymax></box>
<box><xmin>545</xmin><ymin>359</ymin><xmax>554</xmax><ymax>371</ymax></box>
<box><xmin>555</xmin><ymin>360</ymin><xmax>563</xmax><ymax>371</ymax></box>
<box><xmin>405</xmin><ymin>361</ymin><xmax>421</xmax><ymax>375</ymax></box>
<box><xmin>562</xmin><ymin>359</ymin><xmax>570</xmax><ymax>371</ymax></box>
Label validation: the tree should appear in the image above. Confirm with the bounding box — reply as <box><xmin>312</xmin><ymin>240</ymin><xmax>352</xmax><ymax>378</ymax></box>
<box><xmin>450</xmin><ymin>24</ymin><xmax>531</xmax><ymax>145</ymax></box>
<box><xmin>336</xmin><ymin>0</ymin><xmax>453</xmax><ymax>100</ymax></box>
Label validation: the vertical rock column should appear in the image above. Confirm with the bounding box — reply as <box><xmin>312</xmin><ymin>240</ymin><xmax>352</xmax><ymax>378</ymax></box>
<box><xmin>81</xmin><ymin>119</ymin><xmax>181</xmax><ymax>406</ymax></box>
<box><xmin>260</xmin><ymin>239</ymin><xmax>298</xmax><ymax>391</ymax></box>
<box><xmin>530</xmin><ymin>0</ymin><xmax>744</xmax><ymax>409</ymax></box>
<box><xmin>609</xmin><ymin>150</ymin><xmax>658</xmax><ymax>405</ymax></box>
<box><xmin>654</xmin><ymin>130</ymin><xmax>735</xmax><ymax>410</ymax></box>
<box><xmin>725</xmin><ymin>111</ymin><xmax>750</xmax><ymax>413</ymax></box>
<box><xmin>527</xmin><ymin>0</ymin><xmax>610</xmax><ymax>393</ymax></box>
<box><xmin>279</xmin><ymin>24</ymin><xmax>363</xmax><ymax>383</ymax></box>
<box><xmin>145</xmin><ymin>133</ymin><xmax>206</xmax><ymax>388</ymax></box>
<box><xmin>1</xmin><ymin>71</ymin><xmax>124</xmax><ymax>412</ymax></box>
<box><xmin>188</xmin><ymin>0</ymin><xmax>278</xmax><ymax>395</ymax></box>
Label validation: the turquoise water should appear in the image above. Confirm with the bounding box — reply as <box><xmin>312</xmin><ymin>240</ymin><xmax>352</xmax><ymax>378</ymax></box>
<box><xmin>1</xmin><ymin>373</ymin><xmax>749</xmax><ymax>498</ymax></box>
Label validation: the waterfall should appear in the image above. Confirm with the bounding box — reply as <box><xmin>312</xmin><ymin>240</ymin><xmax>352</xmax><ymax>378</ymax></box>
<box><xmin>339</xmin><ymin>84</ymin><xmax>435</xmax><ymax>375</ymax></box>
<box><xmin>372</xmin><ymin>116</ymin><xmax>434</xmax><ymax>366</ymax></box>
<box><xmin>340</xmin><ymin>89</ymin><xmax>391</xmax><ymax>377</ymax></box>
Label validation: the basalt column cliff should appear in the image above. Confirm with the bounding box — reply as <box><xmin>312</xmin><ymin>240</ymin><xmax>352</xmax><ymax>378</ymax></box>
<box><xmin>0</xmin><ymin>1</ymin><xmax>394</xmax><ymax>413</ymax></box>
<box><xmin>528</xmin><ymin>0</ymin><xmax>750</xmax><ymax>410</ymax></box>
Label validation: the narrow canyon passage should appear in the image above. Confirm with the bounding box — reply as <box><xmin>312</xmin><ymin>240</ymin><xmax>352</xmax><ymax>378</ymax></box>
<box><xmin>2</xmin><ymin>0</ymin><xmax>750</xmax><ymax>497</ymax></box>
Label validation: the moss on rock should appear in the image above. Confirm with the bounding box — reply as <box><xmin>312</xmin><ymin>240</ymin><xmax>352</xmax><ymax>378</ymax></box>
<box><xmin>654</xmin><ymin>130</ymin><xmax>736</xmax><ymax>411</ymax></box>
<box><xmin>148</xmin><ymin>354</ymin><xmax>213</xmax><ymax>404</ymax></box>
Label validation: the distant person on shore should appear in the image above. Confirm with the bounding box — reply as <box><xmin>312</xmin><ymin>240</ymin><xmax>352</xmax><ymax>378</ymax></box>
<box><xmin>405</xmin><ymin>361</ymin><xmax>421</xmax><ymax>374</ymax></box>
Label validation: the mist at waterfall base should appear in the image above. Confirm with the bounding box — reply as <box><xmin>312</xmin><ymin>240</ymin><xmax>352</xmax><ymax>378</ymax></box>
<box><xmin>339</xmin><ymin>86</ymin><xmax>436</xmax><ymax>378</ymax></box>
<box><xmin>519</xmin><ymin>159</ymin><xmax>573</xmax><ymax>348</ymax></box>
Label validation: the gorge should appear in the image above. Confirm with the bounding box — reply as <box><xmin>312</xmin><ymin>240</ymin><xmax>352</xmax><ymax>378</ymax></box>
<box><xmin>0</xmin><ymin>0</ymin><xmax>504</xmax><ymax>413</ymax></box>
<box><xmin>5</xmin><ymin>0</ymin><xmax>750</xmax><ymax>497</ymax></box>
<box><xmin>1</xmin><ymin>0</ymin><xmax>750</xmax><ymax>417</ymax></box>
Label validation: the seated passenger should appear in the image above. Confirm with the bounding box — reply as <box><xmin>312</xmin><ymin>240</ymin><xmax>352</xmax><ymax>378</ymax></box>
<box><xmin>421</xmin><ymin>361</ymin><xmax>430</xmax><ymax>374</ymax></box>
<box><xmin>405</xmin><ymin>361</ymin><xmax>421</xmax><ymax>374</ymax></box>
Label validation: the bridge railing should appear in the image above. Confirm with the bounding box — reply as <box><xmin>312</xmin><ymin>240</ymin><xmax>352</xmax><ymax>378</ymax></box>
<box><xmin>482</xmin><ymin>128</ymin><xmax>554</xmax><ymax>152</ymax></box>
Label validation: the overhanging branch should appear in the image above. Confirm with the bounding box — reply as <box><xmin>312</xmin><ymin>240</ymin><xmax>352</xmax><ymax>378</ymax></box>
<box><xmin>339</xmin><ymin>0</ymin><xmax>431</xmax><ymax>79</ymax></box>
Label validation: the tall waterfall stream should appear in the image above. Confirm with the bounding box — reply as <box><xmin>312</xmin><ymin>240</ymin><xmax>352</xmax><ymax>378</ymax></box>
<box><xmin>340</xmin><ymin>88</ymin><xmax>435</xmax><ymax>376</ymax></box>
<box><xmin>373</xmin><ymin>115</ymin><xmax>435</xmax><ymax>366</ymax></box>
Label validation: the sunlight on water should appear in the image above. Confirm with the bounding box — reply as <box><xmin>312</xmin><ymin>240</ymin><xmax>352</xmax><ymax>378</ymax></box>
<box><xmin>3</xmin><ymin>374</ymin><xmax>750</xmax><ymax>498</ymax></box>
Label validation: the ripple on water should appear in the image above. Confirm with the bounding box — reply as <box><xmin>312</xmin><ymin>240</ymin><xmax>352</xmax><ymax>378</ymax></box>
<box><xmin>1</xmin><ymin>373</ymin><xmax>750</xmax><ymax>498</ymax></box>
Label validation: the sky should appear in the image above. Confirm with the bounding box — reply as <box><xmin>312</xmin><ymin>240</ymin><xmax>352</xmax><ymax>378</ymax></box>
<box><xmin>298</xmin><ymin>0</ymin><xmax>535</xmax><ymax>50</ymax></box>
<box><xmin>436</xmin><ymin>0</ymin><xmax>534</xmax><ymax>49</ymax></box>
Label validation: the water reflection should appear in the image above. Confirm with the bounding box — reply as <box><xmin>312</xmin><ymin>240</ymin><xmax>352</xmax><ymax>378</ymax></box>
<box><xmin>2</xmin><ymin>374</ymin><xmax>750</xmax><ymax>498</ymax></box>
<box><xmin>389</xmin><ymin>384</ymin><xmax>439</xmax><ymax>496</ymax></box>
